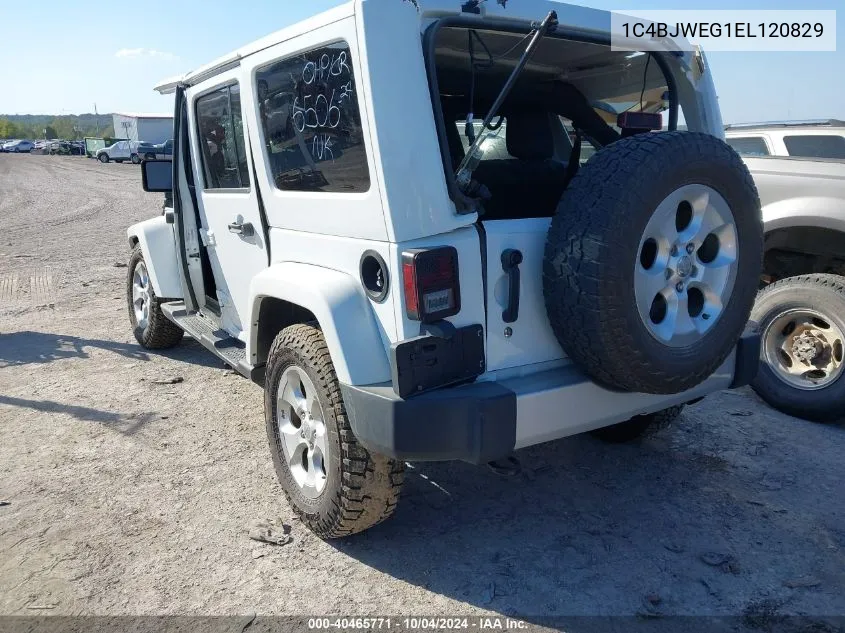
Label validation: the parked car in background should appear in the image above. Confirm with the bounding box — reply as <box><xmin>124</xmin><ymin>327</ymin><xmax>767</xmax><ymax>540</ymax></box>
<box><xmin>135</xmin><ymin>141</ymin><xmax>157</xmax><ymax>158</ymax></box>
<box><xmin>1</xmin><ymin>140</ymin><xmax>34</xmax><ymax>153</ymax></box>
<box><xmin>48</xmin><ymin>141</ymin><xmax>71</xmax><ymax>155</ymax></box>
<box><xmin>143</xmin><ymin>139</ymin><xmax>173</xmax><ymax>161</ymax></box>
<box><xmin>727</xmin><ymin>121</ymin><xmax>845</xmax><ymax>422</ymax></box>
<box><xmin>96</xmin><ymin>140</ymin><xmax>142</xmax><ymax>164</ymax></box>
<box><xmin>725</xmin><ymin>119</ymin><xmax>845</xmax><ymax>159</ymax></box>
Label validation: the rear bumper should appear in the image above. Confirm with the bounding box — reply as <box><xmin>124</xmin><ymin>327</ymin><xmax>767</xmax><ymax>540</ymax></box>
<box><xmin>341</xmin><ymin>328</ymin><xmax>760</xmax><ymax>464</ymax></box>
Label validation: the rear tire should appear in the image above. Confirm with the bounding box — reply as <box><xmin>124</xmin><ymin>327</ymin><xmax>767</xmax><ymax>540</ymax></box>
<box><xmin>126</xmin><ymin>246</ymin><xmax>183</xmax><ymax>349</ymax></box>
<box><xmin>751</xmin><ymin>274</ymin><xmax>845</xmax><ymax>422</ymax></box>
<box><xmin>130</xmin><ymin>154</ymin><xmax>141</xmax><ymax>164</ymax></box>
<box><xmin>591</xmin><ymin>405</ymin><xmax>684</xmax><ymax>443</ymax></box>
<box><xmin>544</xmin><ymin>132</ymin><xmax>763</xmax><ymax>394</ymax></box>
<box><xmin>265</xmin><ymin>323</ymin><xmax>404</xmax><ymax>538</ymax></box>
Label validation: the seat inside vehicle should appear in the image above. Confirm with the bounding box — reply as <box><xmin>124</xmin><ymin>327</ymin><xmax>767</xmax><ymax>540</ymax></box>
<box><xmin>471</xmin><ymin>111</ymin><xmax>569</xmax><ymax>220</ymax></box>
<box><xmin>432</xmin><ymin>25</ymin><xmax>671</xmax><ymax>220</ymax></box>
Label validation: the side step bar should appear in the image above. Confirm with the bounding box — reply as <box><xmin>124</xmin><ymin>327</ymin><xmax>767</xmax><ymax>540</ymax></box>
<box><xmin>160</xmin><ymin>302</ymin><xmax>261</xmax><ymax>381</ymax></box>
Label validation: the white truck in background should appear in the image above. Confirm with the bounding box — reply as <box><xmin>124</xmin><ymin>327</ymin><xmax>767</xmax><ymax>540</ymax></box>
<box><xmin>726</xmin><ymin>121</ymin><xmax>845</xmax><ymax>422</ymax></box>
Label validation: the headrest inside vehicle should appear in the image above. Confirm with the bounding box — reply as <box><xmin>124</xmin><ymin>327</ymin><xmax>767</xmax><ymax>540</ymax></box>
<box><xmin>505</xmin><ymin>112</ymin><xmax>555</xmax><ymax>160</ymax></box>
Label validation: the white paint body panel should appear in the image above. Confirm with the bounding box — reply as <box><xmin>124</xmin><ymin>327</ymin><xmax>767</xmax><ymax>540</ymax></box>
<box><xmin>247</xmin><ymin>262</ymin><xmax>391</xmax><ymax>385</ymax></box>
<box><xmin>357</xmin><ymin>0</ymin><xmax>474</xmax><ymax>242</ymax></box>
<box><xmin>389</xmin><ymin>226</ymin><xmax>487</xmax><ymax>343</ymax></box>
<box><xmin>127</xmin><ymin>216</ymin><xmax>183</xmax><ymax>298</ymax></box>
<box><xmin>483</xmin><ymin>218</ymin><xmax>564</xmax><ymax>371</ymax></box>
<box><xmin>241</xmin><ymin>14</ymin><xmax>390</xmax><ymax>242</ymax></box>
<box><xmin>103</xmin><ymin>141</ymin><xmax>132</xmax><ymax>160</ymax></box>
<box><xmin>511</xmin><ymin>353</ymin><xmax>734</xmax><ymax>449</ymax></box>
<box><xmin>739</xmin><ymin>156</ymin><xmax>845</xmax><ymax>234</ymax></box>
<box><xmin>185</xmin><ymin>67</ymin><xmax>268</xmax><ymax>337</ymax></box>
<box><xmin>725</xmin><ymin>127</ymin><xmax>845</xmax><ymax>158</ymax></box>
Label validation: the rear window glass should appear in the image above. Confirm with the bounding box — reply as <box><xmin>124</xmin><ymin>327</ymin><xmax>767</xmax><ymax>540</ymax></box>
<box><xmin>783</xmin><ymin>135</ymin><xmax>845</xmax><ymax>159</ymax></box>
<box><xmin>726</xmin><ymin>136</ymin><xmax>770</xmax><ymax>157</ymax></box>
<box><xmin>255</xmin><ymin>41</ymin><xmax>370</xmax><ymax>193</ymax></box>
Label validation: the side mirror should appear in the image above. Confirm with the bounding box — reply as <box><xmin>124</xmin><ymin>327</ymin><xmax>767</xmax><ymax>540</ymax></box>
<box><xmin>142</xmin><ymin>160</ymin><xmax>173</xmax><ymax>193</ymax></box>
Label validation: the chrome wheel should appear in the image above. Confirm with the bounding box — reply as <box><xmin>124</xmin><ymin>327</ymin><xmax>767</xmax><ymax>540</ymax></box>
<box><xmin>276</xmin><ymin>366</ymin><xmax>329</xmax><ymax>499</ymax></box>
<box><xmin>763</xmin><ymin>308</ymin><xmax>844</xmax><ymax>390</ymax></box>
<box><xmin>131</xmin><ymin>261</ymin><xmax>151</xmax><ymax>329</ymax></box>
<box><xmin>634</xmin><ymin>184</ymin><xmax>739</xmax><ymax>346</ymax></box>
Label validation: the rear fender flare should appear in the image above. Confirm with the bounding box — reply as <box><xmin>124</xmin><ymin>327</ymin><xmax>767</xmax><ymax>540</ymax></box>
<box><xmin>247</xmin><ymin>263</ymin><xmax>390</xmax><ymax>386</ymax></box>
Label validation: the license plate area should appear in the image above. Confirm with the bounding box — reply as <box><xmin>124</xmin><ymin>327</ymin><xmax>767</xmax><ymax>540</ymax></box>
<box><xmin>390</xmin><ymin>324</ymin><xmax>484</xmax><ymax>398</ymax></box>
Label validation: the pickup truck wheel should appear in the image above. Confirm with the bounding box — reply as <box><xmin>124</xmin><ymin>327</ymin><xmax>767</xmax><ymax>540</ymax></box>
<box><xmin>265</xmin><ymin>324</ymin><xmax>404</xmax><ymax>538</ymax></box>
<box><xmin>751</xmin><ymin>274</ymin><xmax>845</xmax><ymax>422</ymax></box>
<box><xmin>98</xmin><ymin>154</ymin><xmax>109</xmax><ymax>163</ymax></box>
<box><xmin>591</xmin><ymin>405</ymin><xmax>684</xmax><ymax>443</ymax></box>
<box><xmin>130</xmin><ymin>154</ymin><xmax>141</xmax><ymax>164</ymax></box>
<box><xmin>544</xmin><ymin>132</ymin><xmax>762</xmax><ymax>394</ymax></box>
<box><xmin>126</xmin><ymin>246</ymin><xmax>183</xmax><ymax>349</ymax></box>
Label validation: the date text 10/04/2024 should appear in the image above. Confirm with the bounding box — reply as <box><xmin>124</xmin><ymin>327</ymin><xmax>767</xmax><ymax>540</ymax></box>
<box><xmin>307</xmin><ymin>617</ymin><xmax>528</xmax><ymax>630</ymax></box>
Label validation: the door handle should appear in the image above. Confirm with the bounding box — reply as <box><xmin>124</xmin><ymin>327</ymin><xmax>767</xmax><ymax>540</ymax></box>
<box><xmin>227</xmin><ymin>221</ymin><xmax>254</xmax><ymax>237</ymax></box>
<box><xmin>501</xmin><ymin>249</ymin><xmax>522</xmax><ymax>323</ymax></box>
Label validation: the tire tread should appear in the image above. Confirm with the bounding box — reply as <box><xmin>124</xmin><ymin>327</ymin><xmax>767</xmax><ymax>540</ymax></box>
<box><xmin>267</xmin><ymin>324</ymin><xmax>404</xmax><ymax>538</ymax></box>
<box><xmin>751</xmin><ymin>273</ymin><xmax>845</xmax><ymax>423</ymax></box>
<box><xmin>127</xmin><ymin>246</ymin><xmax>183</xmax><ymax>349</ymax></box>
<box><xmin>543</xmin><ymin>132</ymin><xmax>762</xmax><ymax>394</ymax></box>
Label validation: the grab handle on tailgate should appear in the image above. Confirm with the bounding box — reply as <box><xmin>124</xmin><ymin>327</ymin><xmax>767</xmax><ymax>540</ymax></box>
<box><xmin>501</xmin><ymin>249</ymin><xmax>522</xmax><ymax>323</ymax></box>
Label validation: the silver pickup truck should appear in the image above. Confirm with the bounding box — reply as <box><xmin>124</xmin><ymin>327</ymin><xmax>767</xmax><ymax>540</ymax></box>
<box><xmin>726</xmin><ymin>122</ymin><xmax>845</xmax><ymax>422</ymax></box>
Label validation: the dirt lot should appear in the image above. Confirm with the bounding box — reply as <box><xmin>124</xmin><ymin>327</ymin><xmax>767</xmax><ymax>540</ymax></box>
<box><xmin>1</xmin><ymin>155</ymin><xmax>844</xmax><ymax>625</ymax></box>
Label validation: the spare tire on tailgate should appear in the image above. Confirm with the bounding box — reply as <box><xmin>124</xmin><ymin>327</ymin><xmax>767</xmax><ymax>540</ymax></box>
<box><xmin>543</xmin><ymin>131</ymin><xmax>762</xmax><ymax>394</ymax></box>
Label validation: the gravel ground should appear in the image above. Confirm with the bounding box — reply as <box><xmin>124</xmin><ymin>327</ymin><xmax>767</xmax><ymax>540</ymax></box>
<box><xmin>1</xmin><ymin>155</ymin><xmax>844</xmax><ymax>626</ymax></box>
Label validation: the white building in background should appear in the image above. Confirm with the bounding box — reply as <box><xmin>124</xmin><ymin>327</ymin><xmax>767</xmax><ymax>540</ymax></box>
<box><xmin>112</xmin><ymin>112</ymin><xmax>173</xmax><ymax>143</ymax></box>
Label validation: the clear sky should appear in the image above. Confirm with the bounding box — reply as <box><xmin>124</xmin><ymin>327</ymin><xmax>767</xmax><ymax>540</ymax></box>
<box><xmin>0</xmin><ymin>0</ymin><xmax>841</xmax><ymax>124</ymax></box>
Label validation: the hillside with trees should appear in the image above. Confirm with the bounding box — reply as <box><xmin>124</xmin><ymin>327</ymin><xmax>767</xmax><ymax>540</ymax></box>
<box><xmin>0</xmin><ymin>114</ymin><xmax>115</xmax><ymax>140</ymax></box>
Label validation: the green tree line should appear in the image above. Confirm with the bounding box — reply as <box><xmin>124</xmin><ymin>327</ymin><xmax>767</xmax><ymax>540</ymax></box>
<box><xmin>0</xmin><ymin>114</ymin><xmax>115</xmax><ymax>140</ymax></box>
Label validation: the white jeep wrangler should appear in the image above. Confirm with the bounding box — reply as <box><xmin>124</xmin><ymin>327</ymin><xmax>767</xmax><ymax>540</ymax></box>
<box><xmin>128</xmin><ymin>0</ymin><xmax>763</xmax><ymax>538</ymax></box>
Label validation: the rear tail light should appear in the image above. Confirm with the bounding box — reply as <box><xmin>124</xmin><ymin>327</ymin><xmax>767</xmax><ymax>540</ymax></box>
<box><xmin>401</xmin><ymin>247</ymin><xmax>461</xmax><ymax>322</ymax></box>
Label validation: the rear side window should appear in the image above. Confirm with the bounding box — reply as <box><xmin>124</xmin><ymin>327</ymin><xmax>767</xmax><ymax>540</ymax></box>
<box><xmin>255</xmin><ymin>41</ymin><xmax>370</xmax><ymax>193</ymax></box>
<box><xmin>726</xmin><ymin>136</ymin><xmax>770</xmax><ymax>157</ymax></box>
<box><xmin>195</xmin><ymin>83</ymin><xmax>250</xmax><ymax>190</ymax></box>
<box><xmin>783</xmin><ymin>135</ymin><xmax>845</xmax><ymax>159</ymax></box>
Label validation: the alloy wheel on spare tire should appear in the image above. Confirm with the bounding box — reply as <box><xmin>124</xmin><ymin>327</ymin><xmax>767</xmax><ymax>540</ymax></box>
<box><xmin>543</xmin><ymin>132</ymin><xmax>763</xmax><ymax>394</ymax></box>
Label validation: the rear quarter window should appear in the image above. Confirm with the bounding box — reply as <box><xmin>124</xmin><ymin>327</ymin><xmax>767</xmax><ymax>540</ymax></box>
<box><xmin>783</xmin><ymin>135</ymin><xmax>845</xmax><ymax>159</ymax></box>
<box><xmin>255</xmin><ymin>41</ymin><xmax>370</xmax><ymax>193</ymax></box>
<box><xmin>726</xmin><ymin>136</ymin><xmax>770</xmax><ymax>157</ymax></box>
